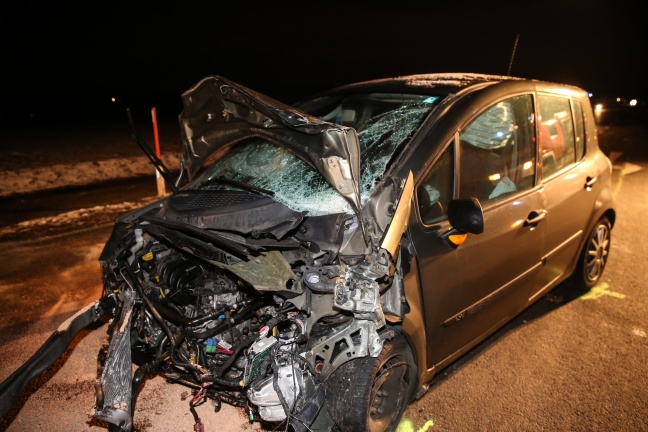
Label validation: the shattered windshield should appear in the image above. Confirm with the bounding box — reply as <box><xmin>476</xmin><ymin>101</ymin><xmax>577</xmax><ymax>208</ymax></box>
<box><xmin>189</xmin><ymin>140</ymin><xmax>351</xmax><ymax>215</ymax></box>
<box><xmin>189</xmin><ymin>93</ymin><xmax>439</xmax><ymax>215</ymax></box>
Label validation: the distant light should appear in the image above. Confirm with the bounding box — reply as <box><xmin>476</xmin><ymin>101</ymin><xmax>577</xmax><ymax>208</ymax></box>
<box><xmin>588</xmin><ymin>92</ymin><xmax>593</xmax><ymax>98</ymax></box>
<box><xmin>489</xmin><ymin>173</ymin><xmax>501</xmax><ymax>181</ymax></box>
<box><xmin>111</xmin><ymin>97</ymin><xmax>116</xmax><ymax>103</ymax></box>
<box><xmin>629</xmin><ymin>99</ymin><xmax>637</xmax><ymax>107</ymax></box>
<box><xmin>595</xmin><ymin>103</ymin><xmax>603</xmax><ymax>111</ymax></box>
<box><xmin>523</xmin><ymin>161</ymin><xmax>533</xmax><ymax>170</ymax></box>
<box><xmin>616</xmin><ymin>97</ymin><xmax>621</xmax><ymax>102</ymax></box>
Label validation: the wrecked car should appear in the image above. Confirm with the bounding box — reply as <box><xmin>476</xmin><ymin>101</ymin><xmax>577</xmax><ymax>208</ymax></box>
<box><xmin>0</xmin><ymin>73</ymin><xmax>616</xmax><ymax>431</ymax></box>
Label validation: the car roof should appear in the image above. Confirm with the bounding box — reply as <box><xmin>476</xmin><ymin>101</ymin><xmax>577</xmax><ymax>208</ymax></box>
<box><xmin>309</xmin><ymin>73</ymin><xmax>592</xmax><ymax>109</ymax></box>
<box><xmin>323</xmin><ymin>73</ymin><xmax>526</xmax><ymax>96</ymax></box>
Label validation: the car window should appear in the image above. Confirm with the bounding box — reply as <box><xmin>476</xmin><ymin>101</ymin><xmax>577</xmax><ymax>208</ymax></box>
<box><xmin>417</xmin><ymin>144</ymin><xmax>453</xmax><ymax>224</ymax></box>
<box><xmin>538</xmin><ymin>94</ymin><xmax>577</xmax><ymax>178</ymax></box>
<box><xmin>458</xmin><ymin>94</ymin><xmax>536</xmax><ymax>205</ymax></box>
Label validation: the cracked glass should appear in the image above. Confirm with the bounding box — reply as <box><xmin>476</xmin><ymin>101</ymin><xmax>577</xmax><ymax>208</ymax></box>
<box><xmin>190</xmin><ymin>93</ymin><xmax>439</xmax><ymax>215</ymax></box>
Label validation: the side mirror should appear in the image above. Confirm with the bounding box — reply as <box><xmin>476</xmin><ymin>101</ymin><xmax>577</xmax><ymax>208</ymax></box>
<box><xmin>448</xmin><ymin>198</ymin><xmax>484</xmax><ymax>234</ymax></box>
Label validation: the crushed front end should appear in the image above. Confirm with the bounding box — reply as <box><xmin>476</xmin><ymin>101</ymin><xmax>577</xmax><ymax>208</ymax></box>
<box><xmin>93</xmin><ymin>184</ymin><xmax>408</xmax><ymax>431</ymax></box>
<box><xmin>89</xmin><ymin>76</ymin><xmax>433</xmax><ymax>431</ymax></box>
<box><xmin>0</xmin><ymin>75</ymin><xmax>437</xmax><ymax>431</ymax></box>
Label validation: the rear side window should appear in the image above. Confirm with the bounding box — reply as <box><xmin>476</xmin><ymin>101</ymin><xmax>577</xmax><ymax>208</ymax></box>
<box><xmin>458</xmin><ymin>94</ymin><xmax>536</xmax><ymax>205</ymax></box>
<box><xmin>537</xmin><ymin>94</ymin><xmax>582</xmax><ymax>178</ymax></box>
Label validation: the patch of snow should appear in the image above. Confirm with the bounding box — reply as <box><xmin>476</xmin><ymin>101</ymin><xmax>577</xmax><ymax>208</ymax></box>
<box><xmin>0</xmin><ymin>200</ymin><xmax>154</xmax><ymax>240</ymax></box>
<box><xmin>0</xmin><ymin>154</ymin><xmax>180</xmax><ymax>197</ymax></box>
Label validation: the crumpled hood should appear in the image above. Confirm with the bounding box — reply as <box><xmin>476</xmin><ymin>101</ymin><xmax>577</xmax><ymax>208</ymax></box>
<box><xmin>179</xmin><ymin>75</ymin><xmax>363</xmax><ymax>216</ymax></box>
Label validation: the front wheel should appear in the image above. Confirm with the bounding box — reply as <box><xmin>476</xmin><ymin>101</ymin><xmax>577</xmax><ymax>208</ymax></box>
<box><xmin>325</xmin><ymin>331</ymin><xmax>417</xmax><ymax>432</ymax></box>
<box><xmin>572</xmin><ymin>216</ymin><xmax>612</xmax><ymax>291</ymax></box>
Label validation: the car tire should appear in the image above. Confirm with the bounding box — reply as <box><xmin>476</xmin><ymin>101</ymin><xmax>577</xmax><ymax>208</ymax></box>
<box><xmin>325</xmin><ymin>330</ymin><xmax>417</xmax><ymax>432</ymax></box>
<box><xmin>572</xmin><ymin>216</ymin><xmax>611</xmax><ymax>291</ymax></box>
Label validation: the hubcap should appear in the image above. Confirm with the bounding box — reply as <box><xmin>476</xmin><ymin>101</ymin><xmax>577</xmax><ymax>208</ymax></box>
<box><xmin>585</xmin><ymin>223</ymin><xmax>610</xmax><ymax>282</ymax></box>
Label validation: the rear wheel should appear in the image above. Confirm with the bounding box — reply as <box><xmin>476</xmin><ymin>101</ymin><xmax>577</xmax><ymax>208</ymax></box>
<box><xmin>325</xmin><ymin>331</ymin><xmax>417</xmax><ymax>432</ymax></box>
<box><xmin>573</xmin><ymin>216</ymin><xmax>611</xmax><ymax>291</ymax></box>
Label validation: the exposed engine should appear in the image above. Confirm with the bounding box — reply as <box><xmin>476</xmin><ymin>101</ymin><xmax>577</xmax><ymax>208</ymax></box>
<box><xmin>93</xmin><ymin>189</ymin><xmax>408</xmax><ymax>431</ymax></box>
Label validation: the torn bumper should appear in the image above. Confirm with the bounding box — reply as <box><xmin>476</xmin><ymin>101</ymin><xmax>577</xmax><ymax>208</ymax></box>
<box><xmin>0</xmin><ymin>299</ymin><xmax>110</xmax><ymax>418</ymax></box>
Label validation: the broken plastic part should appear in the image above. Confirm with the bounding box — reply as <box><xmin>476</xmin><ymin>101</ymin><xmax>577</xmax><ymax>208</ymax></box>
<box><xmin>306</xmin><ymin>320</ymin><xmax>383</xmax><ymax>379</ymax></box>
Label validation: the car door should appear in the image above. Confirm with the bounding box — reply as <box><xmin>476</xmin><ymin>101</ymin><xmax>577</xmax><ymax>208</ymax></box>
<box><xmin>535</xmin><ymin>94</ymin><xmax>600</xmax><ymax>292</ymax></box>
<box><xmin>409</xmin><ymin>94</ymin><xmax>546</xmax><ymax>369</ymax></box>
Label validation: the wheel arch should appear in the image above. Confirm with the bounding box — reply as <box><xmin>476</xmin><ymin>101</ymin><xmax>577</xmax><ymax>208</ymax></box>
<box><xmin>399</xmin><ymin>248</ymin><xmax>435</xmax><ymax>395</ymax></box>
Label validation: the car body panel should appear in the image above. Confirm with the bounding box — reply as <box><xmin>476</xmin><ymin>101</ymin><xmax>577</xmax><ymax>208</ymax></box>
<box><xmin>372</xmin><ymin>77</ymin><xmax>615</xmax><ymax>382</ymax></box>
<box><xmin>531</xmin><ymin>85</ymin><xmax>613</xmax><ymax>294</ymax></box>
<box><xmin>413</xmin><ymin>188</ymin><xmax>545</xmax><ymax>369</ymax></box>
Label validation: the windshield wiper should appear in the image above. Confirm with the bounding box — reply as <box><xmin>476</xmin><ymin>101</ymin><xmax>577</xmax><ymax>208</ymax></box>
<box><xmin>127</xmin><ymin>108</ymin><xmax>180</xmax><ymax>195</ymax></box>
<box><xmin>213</xmin><ymin>176</ymin><xmax>275</xmax><ymax>197</ymax></box>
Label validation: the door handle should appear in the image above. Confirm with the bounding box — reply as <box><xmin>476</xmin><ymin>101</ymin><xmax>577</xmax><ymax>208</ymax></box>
<box><xmin>585</xmin><ymin>176</ymin><xmax>597</xmax><ymax>189</ymax></box>
<box><xmin>524</xmin><ymin>210</ymin><xmax>546</xmax><ymax>227</ymax></box>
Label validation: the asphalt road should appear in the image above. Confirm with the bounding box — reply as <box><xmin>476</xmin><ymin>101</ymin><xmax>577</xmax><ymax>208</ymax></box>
<box><xmin>0</xmin><ymin>122</ymin><xmax>646</xmax><ymax>431</ymax></box>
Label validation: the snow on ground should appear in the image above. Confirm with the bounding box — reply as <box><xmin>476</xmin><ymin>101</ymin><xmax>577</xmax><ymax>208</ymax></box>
<box><xmin>0</xmin><ymin>150</ymin><xmax>180</xmax><ymax>240</ymax></box>
<box><xmin>0</xmin><ymin>117</ymin><xmax>184</xmax><ymax>239</ymax></box>
<box><xmin>0</xmin><ymin>154</ymin><xmax>180</xmax><ymax>197</ymax></box>
<box><xmin>0</xmin><ymin>200</ymin><xmax>151</xmax><ymax>240</ymax></box>
<box><xmin>1</xmin><ymin>112</ymin><xmax>184</xmax><ymax>194</ymax></box>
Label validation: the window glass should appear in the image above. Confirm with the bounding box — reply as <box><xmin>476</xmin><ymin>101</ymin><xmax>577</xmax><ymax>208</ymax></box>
<box><xmin>191</xmin><ymin>139</ymin><xmax>350</xmax><ymax>215</ymax></box>
<box><xmin>190</xmin><ymin>93</ymin><xmax>440</xmax><ymax>216</ymax></box>
<box><xmin>417</xmin><ymin>145</ymin><xmax>453</xmax><ymax>224</ymax></box>
<box><xmin>458</xmin><ymin>94</ymin><xmax>536</xmax><ymax>205</ymax></box>
<box><xmin>573</xmin><ymin>101</ymin><xmax>586</xmax><ymax>160</ymax></box>
<box><xmin>295</xmin><ymin>93</ymin><xmax>439</xmax><ymax>202</ymax></box>
<box><xmin>538</xmin><ymin>95</ymin><xmax>576</xmax><ymax>177</ymax></box>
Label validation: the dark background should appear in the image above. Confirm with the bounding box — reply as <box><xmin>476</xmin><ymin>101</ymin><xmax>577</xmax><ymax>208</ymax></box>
<box><xmin>2</xmin><ymin>1</ymin><xmax>646</xmax><ymax>126</ymax></box>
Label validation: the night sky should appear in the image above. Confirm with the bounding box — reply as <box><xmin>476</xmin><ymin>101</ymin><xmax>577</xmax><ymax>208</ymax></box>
<box><xmin>2</xmin><ymin>1</ymin><xmax>646</xmax><ymax>126</ymax></box>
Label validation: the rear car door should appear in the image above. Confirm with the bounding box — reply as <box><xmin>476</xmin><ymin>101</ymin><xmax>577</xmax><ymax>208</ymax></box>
<box><xmin>409</xmin><ymin>94</ymin><xmax>546</xmax><ymax>368</ymax></box>
<box><xmin>535</xmin><ymin>93</ymin><xmax>599</xmax><ymax>292</ymax></box>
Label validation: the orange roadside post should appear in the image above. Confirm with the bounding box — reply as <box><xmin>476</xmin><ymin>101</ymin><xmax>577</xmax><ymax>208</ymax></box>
<box><xmin>151</xmin><ymin>107</ymin><xmax>166</xmax><ymax>197</ymax></box>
